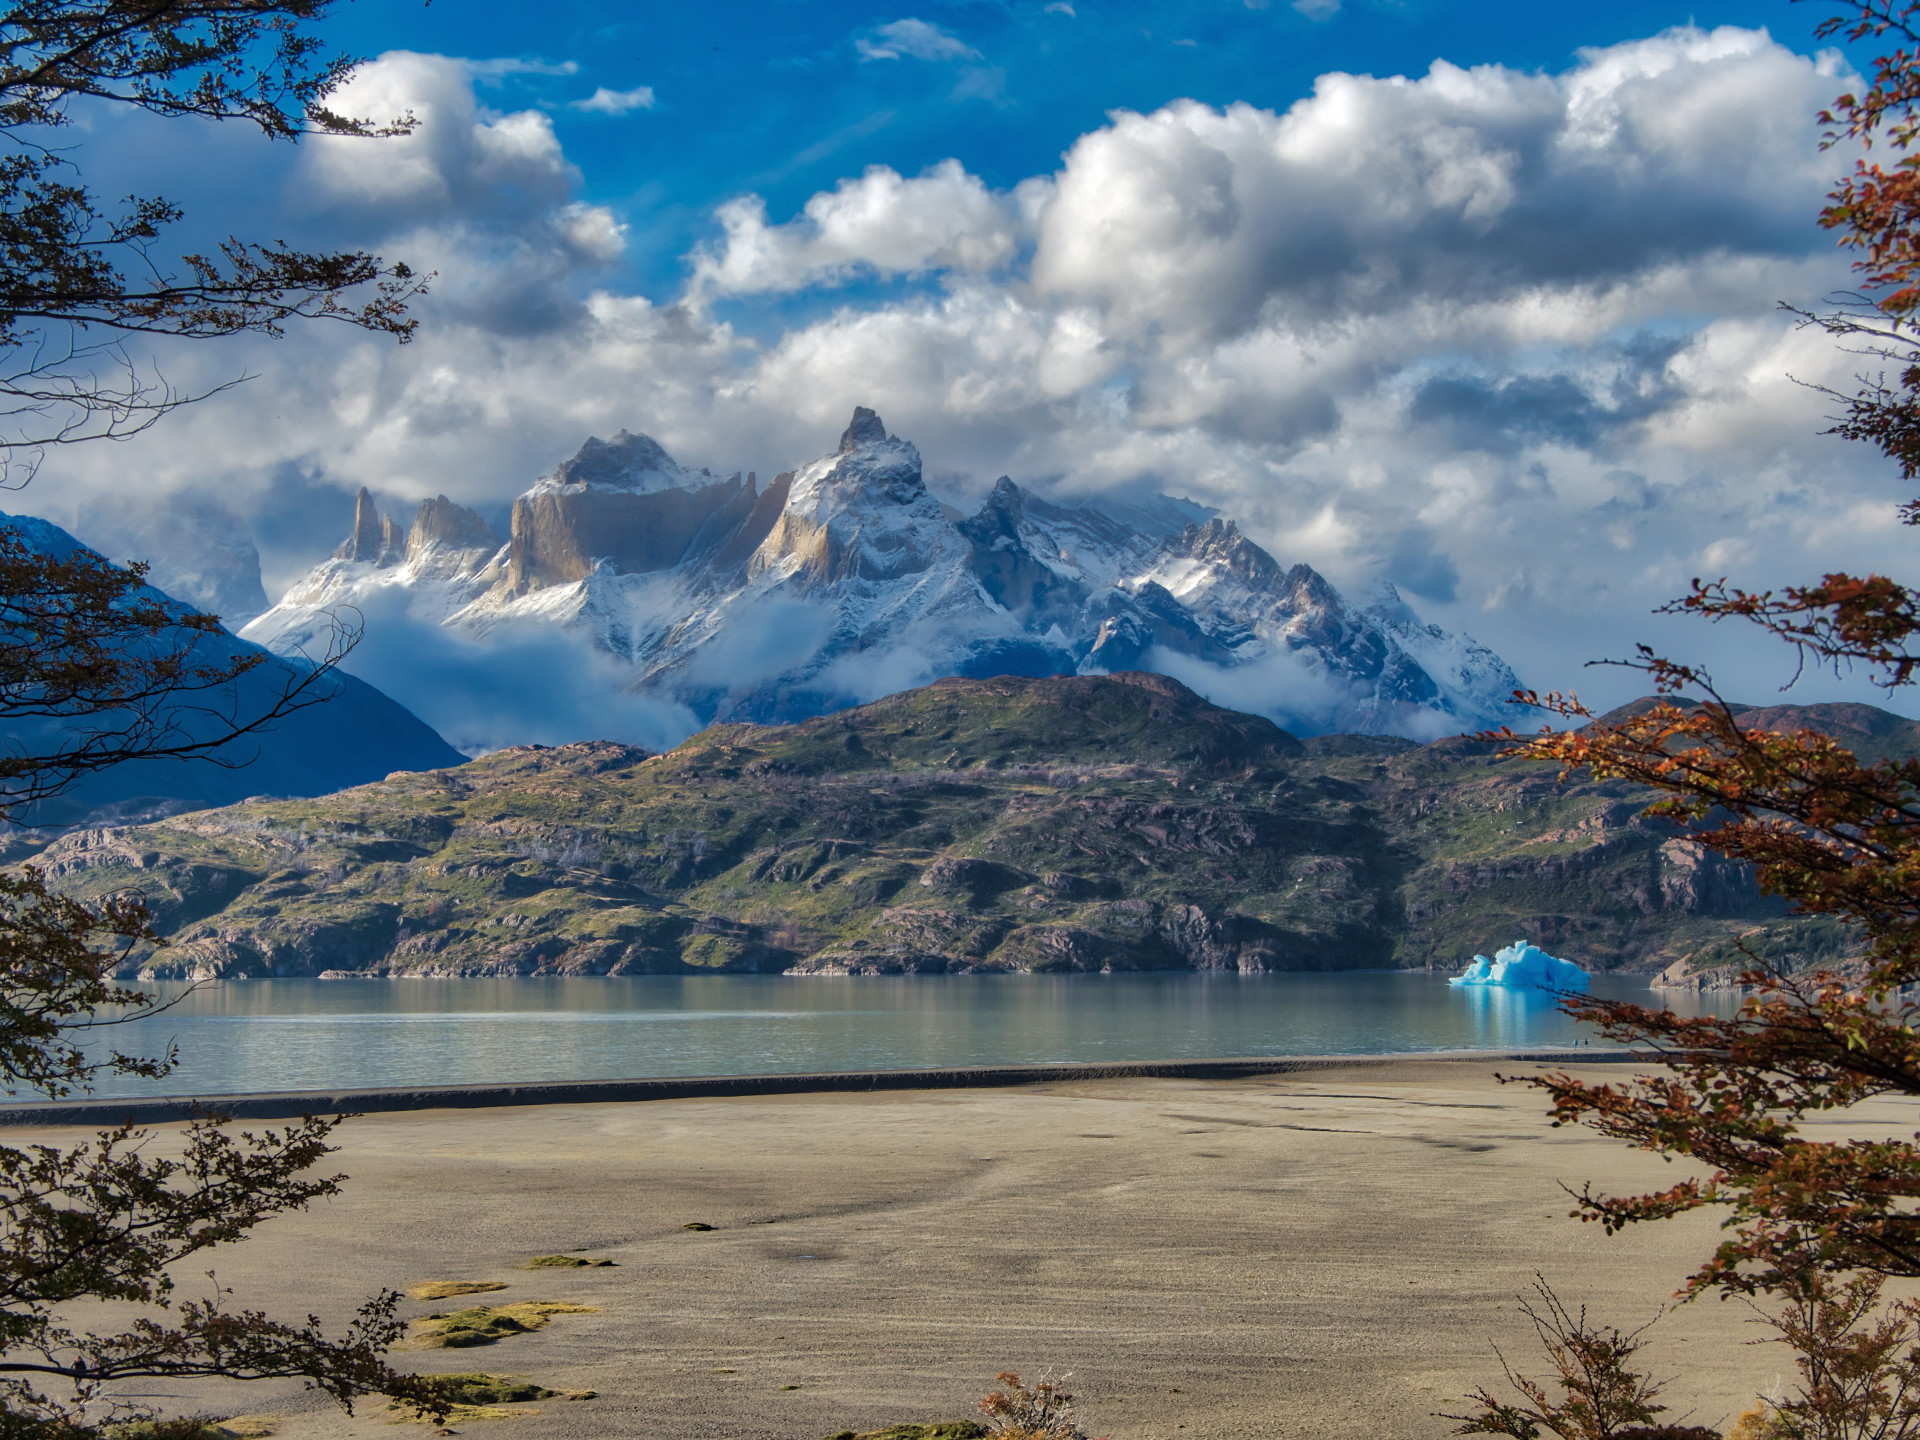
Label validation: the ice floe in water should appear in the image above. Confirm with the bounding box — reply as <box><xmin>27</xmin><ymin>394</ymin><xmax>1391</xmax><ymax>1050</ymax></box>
<box><xmin>1449</xmin><ymin>940</ymin><xmax>1590</xmax><ymax>992</ymax></box>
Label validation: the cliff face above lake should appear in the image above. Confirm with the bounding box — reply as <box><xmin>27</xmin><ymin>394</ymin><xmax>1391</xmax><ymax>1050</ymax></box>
<box><xmin>25</xmin><ymin>673</ymin><xmax>1889</xmax><ymax>981</ymax></box>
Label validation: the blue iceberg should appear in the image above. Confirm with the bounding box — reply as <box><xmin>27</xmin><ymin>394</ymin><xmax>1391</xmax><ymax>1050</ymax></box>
<box><xmin>1449</xmin><ymin>940</ymin><xmax>1590</xmax><ymax>992</ymax></box>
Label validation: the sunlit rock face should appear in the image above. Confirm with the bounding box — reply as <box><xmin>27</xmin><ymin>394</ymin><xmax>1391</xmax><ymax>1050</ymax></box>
<box><xmin>243</xmin><ymin>408</ymin><xmax>1522</xmax><ymax>741</ymax></box>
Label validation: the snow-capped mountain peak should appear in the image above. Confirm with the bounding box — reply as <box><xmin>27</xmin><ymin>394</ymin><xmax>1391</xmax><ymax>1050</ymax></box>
<box><xmin>756</xmin><ymin>412</ymin><xmax>951</xmax><ymax>586</ymax></box>
<box><xmin>542</xmin><ymin>428</ymin><xmax>709</xmax><ymax>495</ymax></box>
<box><xmin>838</xmin><ymin>405</ymin><xmax>889</xmax><ymax>453</ymax></box>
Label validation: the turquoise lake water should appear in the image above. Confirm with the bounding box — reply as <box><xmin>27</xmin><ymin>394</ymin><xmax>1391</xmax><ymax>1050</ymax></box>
<box><xmin>66</xmin><ymin>972</ymin><xmax>1741</xmax><ymax>1098</ymax></box>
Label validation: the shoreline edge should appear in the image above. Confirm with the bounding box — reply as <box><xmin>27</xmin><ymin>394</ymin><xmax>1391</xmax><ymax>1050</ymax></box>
<box><xmin>0</xmin><ymin>1048</ymin><xmax>1648</xmax><ymax>1127</ymax></box>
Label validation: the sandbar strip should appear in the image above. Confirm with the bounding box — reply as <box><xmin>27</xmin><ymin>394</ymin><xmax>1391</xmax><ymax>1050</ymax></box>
<box><xmin>0</xmin><ymin>1047</ymin><xmax>1642</xmax><ymax>1126</ymax></box>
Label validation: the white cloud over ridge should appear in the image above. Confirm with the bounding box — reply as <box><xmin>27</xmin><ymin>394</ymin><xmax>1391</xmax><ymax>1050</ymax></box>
<box><xmin>337</xmin><ymin>588</ymin><xmax>700</xmax><ymax>755</ymax></box>
<box><xmin>41</xmin><ymin>24</ymin><xmax>1918</xmax><ymax>723</ymax></box>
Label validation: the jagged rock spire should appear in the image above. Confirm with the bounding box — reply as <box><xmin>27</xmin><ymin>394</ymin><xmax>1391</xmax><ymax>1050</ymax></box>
<box><xmin>334</xmin><ymin>487</ymin><xmax>405</xmax><ymax>567</ymax></box>
<box><xmin>838</xmin><ymin>407</ymin><xmax>887</xmax><ymax>453</ymax></box>
<box><xmin>335</xmin><ymin>488</ymin><xmax>383</xmax><ymax>562</ymax></box>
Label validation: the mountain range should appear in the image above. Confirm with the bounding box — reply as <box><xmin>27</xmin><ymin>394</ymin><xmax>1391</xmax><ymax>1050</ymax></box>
<box><xmin>23</xmin><ymin>673</ymin><xmax>1886</xmax><ymax>982</ymax></box>
<box><xmin>242</xmin><ymin>408</ymin><xmax>1523</xmax><ymax>747</ymax></box>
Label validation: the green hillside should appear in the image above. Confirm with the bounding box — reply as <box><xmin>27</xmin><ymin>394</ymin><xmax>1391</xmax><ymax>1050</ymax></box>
<box><xmin>22</xmin><ymin>672</ymin><xmax>1889</xmax><ymax>980</ymax></box>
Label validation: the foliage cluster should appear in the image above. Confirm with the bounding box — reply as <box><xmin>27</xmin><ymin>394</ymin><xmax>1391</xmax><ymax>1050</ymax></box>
<box><xmin>1491</xmin><ymin>0</ymin><xmax>1920</xmax><ymax>1303</ymax></box>
<box><xmin>1451</xmin><ymin>1275</ymin><xmax>1920</xmax><ymax>1440</ymax></box>
<box><xmin>0</xmin><ymin>0</ymin><xmax>445</xmax><ymax>1432</ymax></box>
<box><xmin>977</xmin><ymin>1372</ymin><xmax>1087</xmax><ymax>1440</ymax></box>
<box><xmin>1459</xmin><ymin>5</ymin><xmax>1920</xmax><ymax>1440</ymax></box>
<box><xmin>0</xmin><ymin>0</ymin><xmax>425</xmax><ymax>465</ymax></box>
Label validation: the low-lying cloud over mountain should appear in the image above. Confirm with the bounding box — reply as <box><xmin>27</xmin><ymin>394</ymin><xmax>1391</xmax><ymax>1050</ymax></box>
<box><xmin>25</xmin><ymin>22</ymin><xmax>1912</xmax><ymax>724</ymax></box>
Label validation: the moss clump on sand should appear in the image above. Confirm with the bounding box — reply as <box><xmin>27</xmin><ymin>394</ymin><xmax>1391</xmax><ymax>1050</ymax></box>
<box><xmin>388</xmin><ymin>1374</ymin><xmax>560</xmax><ymax>1425</ymax></box>
<box><xmin>410</xmin><ymin>1302</ymin><xmax>598</xmax><ymax>1349</ymax></box>
<box><xmin>524</xmin><ymin>1254</ymin><xmax>614</xmax><ymax>1268</ymax></box>
<box><xmin>823</xmin><ymin>1425</ymin><xmax>987</xmax><ymax>1440</ymax></box>
<box><xmin>409</xmin><ymin>1280</ymin><xmax>508</xmax><ymax>1300</ymax></box>
<box><xmin>424</xmin><ymin>1376</ymin><xmax>557</xmax><ymax>1405</ymax></box>
<box><xmin>110</xmin><ymin>1422</ymin><xmax>277</xmax><ymax>1440</ymax></box>
<box><xmin>682</xmin><ymin>1222</ymin><xmax>714</xmax><ymax>1231</ymax></box>
<box><xmin>391</xmin><ymin>1403</ymin><xmax>525</xmax><ymax>1425</ymax></box>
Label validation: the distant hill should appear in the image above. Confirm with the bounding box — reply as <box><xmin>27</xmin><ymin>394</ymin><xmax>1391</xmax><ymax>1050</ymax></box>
<box><xmin>26</xmin><ymin>673</ymin><xmax>1900</xmax><ymax>981</ymax></box>
<box><xmin>0</xmin><ymin>514</ymin><xmax>466</xmax><ymax>830</ymax></box>
<box><xmin>1725</xmin><ymin>701</ymin><xmax>1920</xmax><ymax>765</ymax></box>
<box><xmin>1589</xmin><ymin>696</ymin><xmax>1920</xmax><ymax>765</ymax></box>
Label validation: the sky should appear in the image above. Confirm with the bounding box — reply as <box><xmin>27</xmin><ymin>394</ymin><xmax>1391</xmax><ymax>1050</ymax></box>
<box><xmin>20</xmin><ymin>0</ymin><xmax>1920</xmax><ymax>726</ymax></box>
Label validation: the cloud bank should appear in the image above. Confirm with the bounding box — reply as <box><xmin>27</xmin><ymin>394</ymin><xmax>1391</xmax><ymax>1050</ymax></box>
<box><xmin>33</xmin><ymin>24</ymin><xmax>1912</xmax><ymax>731</ymax></box>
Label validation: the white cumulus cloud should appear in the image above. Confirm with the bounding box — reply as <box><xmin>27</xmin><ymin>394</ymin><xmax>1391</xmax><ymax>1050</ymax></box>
<box><xmin>299</xmin><ymin>51</ymin><xmax>573</xmax><ymax>218</ymax></box>
<box><xmin>691</xmin><ymin>159</ymin><xmax>1021</xmax><ymax>296</ymax></box>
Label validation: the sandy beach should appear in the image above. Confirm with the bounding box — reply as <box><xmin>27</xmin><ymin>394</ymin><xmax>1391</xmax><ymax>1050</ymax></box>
<box><xmin>11</xmin><ymin>1059</ymin><xmax>1823</xmax><ymax>1440</ymax></box>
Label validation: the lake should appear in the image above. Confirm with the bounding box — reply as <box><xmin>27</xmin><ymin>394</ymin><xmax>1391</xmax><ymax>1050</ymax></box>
<box><xmin>67</xmin><ymin>972</ymin><xmax>1742</xmax><ymax>1099</ymax></box>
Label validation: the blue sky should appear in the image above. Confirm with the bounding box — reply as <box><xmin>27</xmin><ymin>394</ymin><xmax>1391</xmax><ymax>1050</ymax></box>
<box><xmin>30</xmin><ymin>0</ymin><xmax>1920</xmax><ymax>733</ymax></box>
<box><xmin>315</xmin><ymin>0</ymin><xmax>1836</xmax><ymax>296</ymax></box>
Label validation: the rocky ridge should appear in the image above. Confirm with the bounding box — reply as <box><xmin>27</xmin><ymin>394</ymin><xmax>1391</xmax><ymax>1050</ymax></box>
<box><xmin>242</xmin><ymin>409</ymin><xmax>1522</xmax><ymax>742</ymax></box>
<box><xmin>24</xmin><ymin>674</ymin><xmax>1890</xmax><ymax>983</ymax></box>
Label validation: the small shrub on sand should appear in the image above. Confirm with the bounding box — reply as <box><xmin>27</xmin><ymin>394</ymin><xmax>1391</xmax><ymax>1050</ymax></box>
<box><xmin>1443</xmin><ymin>1278</ymin><xmax>1712</xmax><ymax>1440</ymax></box>
<box><xmin>410</xmin><ymin>1302</ymin><xmax>598</xmax><ymax>1349</ymax></box>
<box><xmin>525</xmin><ymin>1254</ymin><xmax>615</xmax><ymax>1268</ymax></box>
<box><xmin>979</xmin><ymin>1373</ymin><xmax>1085</xmax><ymax>1440</ymax></box>
<box><xmin>1727</xmin><ymin>1272</ymin><xmax>1920</xmax><ymax>1440</ymax></box>
<box><xmin>826</xmin><ymin>1372</ymin><xmax>1079</xmax><ymax>1440</ymax></box>
<box><xmin>409</xmin><ymin>1281</ymin><xmax>508</xmax><ymax>1301</ymax></box>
